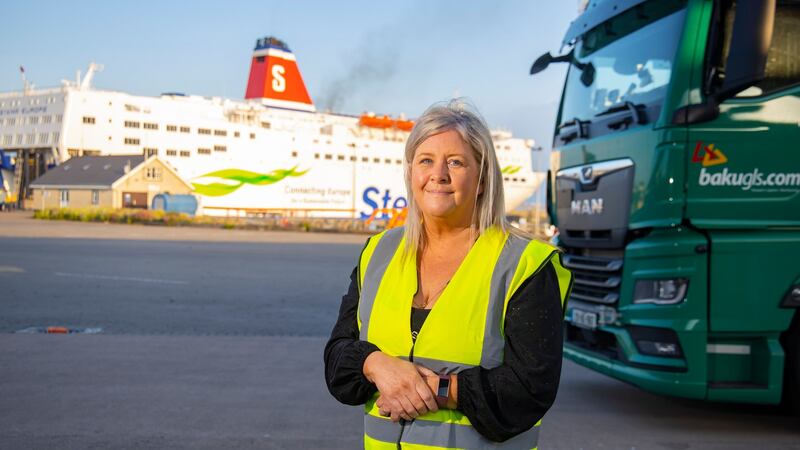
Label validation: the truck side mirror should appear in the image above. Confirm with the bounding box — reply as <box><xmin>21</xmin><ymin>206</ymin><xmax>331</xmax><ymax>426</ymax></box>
<box><xmin>672</xmin><ymin>0</ymin><xmax>775</xmax><ymax>125</ymax></box>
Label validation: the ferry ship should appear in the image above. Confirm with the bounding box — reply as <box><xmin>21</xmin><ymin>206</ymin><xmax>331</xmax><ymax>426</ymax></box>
<box><xmin>0</xmin><ymin>37</ymin><xmax>544</xmax><ymax>218</ymax></box>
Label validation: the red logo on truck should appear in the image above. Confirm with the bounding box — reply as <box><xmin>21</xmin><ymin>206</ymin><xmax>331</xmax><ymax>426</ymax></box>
<box><xmin>692</xmin><ymin>141</ymin><xmax>728</xmax><ymax>167</ymax></box>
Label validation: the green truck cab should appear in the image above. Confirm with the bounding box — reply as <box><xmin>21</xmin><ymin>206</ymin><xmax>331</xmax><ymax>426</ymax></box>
<box><xmin>533</xmin><ymin>0</ymin><xmax>800</xmax><ymax>407</ymax></box>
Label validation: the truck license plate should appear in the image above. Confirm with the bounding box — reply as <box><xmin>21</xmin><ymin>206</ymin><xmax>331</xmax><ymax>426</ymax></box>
<box><xmin>572</xmin><ymin>309</ymin><xmax>598</xmax><ymax>330</ymax></box>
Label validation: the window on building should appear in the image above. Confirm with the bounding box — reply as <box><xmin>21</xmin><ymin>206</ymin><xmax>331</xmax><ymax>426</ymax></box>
<box><xmin>198</xmin><ymin>128</ymin><xmax>211</xmax><ymax>135</ymax></box>
<box><xmin>144</xmin><ymin>148</ymin><xmax>158</xmax><ymax>158</ymax></box>
<box><xmin>82</xmin><ymin>116</ymin><xmax>95</xmax><ymax>124</ymax></box>
<box><xmin>60</xmin><ymin>189</ymin><xmax>69</xmax><ymax>207</ymax></box>
<box><xmin>198</xmin><ymin>148</ymin><xmax>211</xmax><ymax>155</ymax></box>
<box><xmin>249</xmin><ymin>132</ymin><xmax>256</xmax><ymax>139</ymax></box>
<box><xmin>6</xmin><ymin>117</ymin><xmax>14</xmax><ymax>126</ymax></box>
<box><xmin>43</xmin><ymin>115</ymin><xmax>52</xmax><ymax>124</ymax></box>
<box><xmin>15</xmin><ymin>135</ymin><xmax>22</xmax><ymax>145</ymax></box>
<box><xmin>30</xmin><ymin>116</ymin><xmax>39</xmax><ymax>125</ymax></box>
<box><xmin>2</xmin><ymin>135</ymin><xmax>11</xmax><ymax>146</ymax></box>
<box><xmin>213</xmin><ymin>145</ymin><xmax>226</xmax><ymax>152</ymax></box>
<box><xmin>68</xmin><ymin>149</ymin><xmax>80</xmax><ymax>157</ymax></box>
<box><xmin>234</xmin><ymin>131</ymin><xmax>240</xmax><ymax>138</ymax></box>
<box><xmin>56</xmin><ymin>114</ymin><xmax>63</xmax><ymax>123</ymax></box>
<box><xmin>124</xmin><ymin>138</ymin><xmax>140</xmax><ymax>145</ymax></box>
<box><xmin>180</xmin><ymin>126</ymin><xmax>190</xmax><ymax>133</ymax></box>
<box><xmin>51</xmin><ymin>132</ymin><xmax>59</xmax><ymax>143</ymax></box>
<box><xmin>91</xmin><ymin>190</ymin><xmax>99</xmax><ymax>205</ymax></box>
<box><xmin>214</xmin><ymin>129</ymin><xmax>227</xmax><ymax>136</ymax></box>
<box><xmin>26</xmin><ymin>133</ymin><xmax>35</xmax><ymax>144</ymax></box>
<box><xmin>180</xmin><ymin>150</ymin><xmax>191</xmax><ymax>157</ymax></box>
<box><xmin>143</xmin><ymin>122</ymin><xmax>158</xmax><ymax>130</ymax></box>
<box><xmin>166</xmin><ymin>149</ymin><xmax>177</xmax><ymax>156</ymax></box>
<box><xmin>166</xmin><ymin>125</ymin><xmax>177</xmax><ymax>132</ymax></box>
<box><xmin>260</xmin><ymin>122</ymin><xmax>271</xmax><ymax>129</ymax></box>
<box><xmin>124</xmin><ymin>121</ymin><xmax>140</xmax><ymax>128</ymax></box>
<box><xmin>39</xmin><ymin>132</ymin><xmax>49</xmax><ymax>144</ymax></box>
<box><xmin>145</xmin><ymin>167</ymin><xmax>162</xmax><ymax>181</ymax></box>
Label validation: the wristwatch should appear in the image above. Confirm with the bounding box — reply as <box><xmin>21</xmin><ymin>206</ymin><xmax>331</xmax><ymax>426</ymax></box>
<box><xmin>436</xmin><ymin>375</ymin><xmax>450</xmax><ymax>406</ymax></box>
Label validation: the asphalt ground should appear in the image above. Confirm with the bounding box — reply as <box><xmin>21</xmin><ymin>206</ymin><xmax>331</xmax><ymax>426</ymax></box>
<box><xmin>1</xmin><ymin>212</ymin><xmax>798</xmax><ymax>449</ymax></box>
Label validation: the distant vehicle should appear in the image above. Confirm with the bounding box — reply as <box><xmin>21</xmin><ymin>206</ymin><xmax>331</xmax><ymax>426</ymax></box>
<box><xmin>533</xmin><ymin>0</ymin><xmax>800</xmax><ymax>409</ymax></box>
<box><xmin>0</xmin><ymin>149</ymin><xmax>17</xmax><ymax>209</ymax></box>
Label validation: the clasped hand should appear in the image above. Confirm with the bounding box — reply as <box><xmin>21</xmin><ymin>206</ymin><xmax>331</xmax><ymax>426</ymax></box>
<box><xmin>363</xmin><ymin>351</ymin><xmax>440</xmax><ymax>422</ymax></box>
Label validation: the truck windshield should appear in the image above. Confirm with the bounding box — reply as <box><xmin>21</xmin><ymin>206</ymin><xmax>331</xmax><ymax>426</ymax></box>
<box><xmin>560</xmin><ymin>1</ymin><xmax>687</xmax><ymax>126</ymax></box>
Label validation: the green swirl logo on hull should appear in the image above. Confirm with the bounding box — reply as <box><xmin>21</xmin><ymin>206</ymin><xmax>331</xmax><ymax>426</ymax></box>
<box><xmin>191</xmin><ymin>166</ymin><xmax>310</xmax><ymax>197</ymax></box>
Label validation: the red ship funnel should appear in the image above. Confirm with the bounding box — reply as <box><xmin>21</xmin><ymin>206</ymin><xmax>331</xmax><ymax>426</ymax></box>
<box><xmin>245</xmin><ymin>37</ymin><xmax>315</xmax><ymax>112</ymax></box>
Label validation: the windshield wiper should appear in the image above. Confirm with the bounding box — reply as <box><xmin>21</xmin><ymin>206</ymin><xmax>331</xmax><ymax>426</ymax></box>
<box><xmin>557</xmin><ymin>117</ymin><xmax>591</xmax><ymax>143</ymax></box>
<box><xmin>596</xmin><ymin>101</ymin><xmax>647</xmax><ymax>129</ymax></box>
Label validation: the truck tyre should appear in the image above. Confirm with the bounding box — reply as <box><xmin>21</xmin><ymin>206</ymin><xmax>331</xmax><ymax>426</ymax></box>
<box><xmin>781</xmin><ymin>312</ymin><xmax>800</xmax><ymax>415</ymax></box>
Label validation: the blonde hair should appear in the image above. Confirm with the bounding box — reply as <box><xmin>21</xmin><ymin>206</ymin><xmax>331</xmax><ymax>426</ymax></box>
<box><xmin>403</xmin><ymin>98</ymin><xmax>510</xmax><ymax>256</ymax></box>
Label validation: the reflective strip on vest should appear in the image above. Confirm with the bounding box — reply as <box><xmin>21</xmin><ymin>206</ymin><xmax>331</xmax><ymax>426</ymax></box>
<box><xmin>359</xmin><ymin>227</ymin><xmax>404</xmax><ymax>340</ymax></box>
<box><xmin>365</xmin><ymin>414</ymin><xmax>540</xmax><ymax>450</ymax></box>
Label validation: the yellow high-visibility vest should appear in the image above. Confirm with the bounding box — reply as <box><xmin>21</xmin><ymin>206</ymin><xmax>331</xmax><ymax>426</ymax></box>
<box><xmin>357</xmin><ymin>226</ymin><xmax>572</xmax><ymax>449</ymax></box>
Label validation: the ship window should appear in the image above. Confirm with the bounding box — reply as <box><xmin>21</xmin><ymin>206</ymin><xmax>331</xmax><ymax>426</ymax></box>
<box><xmin>166</xmin><ymin>125</ymin><xmax>177</xmax><ymax>132</ymax></box>
<box><xmin>180</xmin><ymin>126</ymin><xmax>190</xmax><ymax>133</ymax></box>
<box><xmin>234</xmin><ymin>131</ymin><xmax>240</xmax><ymax>138</ymax></box>
<box><xmin>124</xmin><ymin>137</ymin><xmax>140</xmax><ymax>145</ymax></box>
<box><xmin>180</xmin><ymin>150</ymin><xmax>191</xmax><ymax>157</ymax></box>
<box><xmin>260</xmin><ymin>122</ymin><xmax>271</xmax><ymax>129</ymax></box>
<box><xmin>124</xmin><ymin>121</ymin><xmax>140</xmax><ymax>128</ymax></box>
<box><xmin>292</xmin><ymin>151</ymin><xmax>298</xmax><ymax>157</ymax></box>
<box><xmin>521</xmin><ymin>178</ymin><xmax>527</xmax><ymax>183</ymax></box>
<box><xmin>384</xmin><ymin>158</ymin><xmax>391</xmax><ymax>164</ymax></box>
<box><xmin>144</xmin><ymin>148</ymin><xmax>158</xmax><ymax>157</ymax></box>
<box><xmin>198</xmin><ymin>128</ymin><xmax>211</xmax><ymax>135</ymax></box>
<box><xmin>373</xmin><ymin>158</ymin><xmax>380</xmax><ymax>163</ymax></box>
<box><xmin>350</xmin><ymin>156</ymin><xmax>357</xmax><ymax>162</ymax></box>
<box><xmin>214</xmin><ymin>145</ymin><xmax>227</xmax><ymax>152</ymax></box>
<box><xmin>198</xmin><ymin>148</ymin><xmax>211</xmax><ymax>155</ymax></box>
<box><xmin>362</xmin><ymin>157</ymin><xmax>368</xmax><ymax>163</ymax></box>
<box><xmin>324</xmin><ymin>154</ymin><xmax>332</xmax><ymax>160</ymax></box>
<box><xmin>256</xmin><ymin>56</ymin><xmax>265</xmax><ymax>63</ymax></box>
<box><xmin>512</xmin><ymin>178</ymin><xmax>518</xmax><ymax>182</ymax></box>
<box><xmin>143</xmin><ymin>122</ymin><xmax>158</xmax><ymax>130</ymax></box>
<box><xmin>337</xmin><ymin>155</ymin><xmax>345</xmax><ymax>161</ymax></box>
<box><xmin>82</xmin><ymin>116</ymin><xmax>96</xmax><ymax>125</ymax></box>
<box><xmin>250</xmin><ymin>133</ymin><xmax>256</xmax><ymax>139</ymax></box>
<box><xmin>166</xmin><ymin>149</ymin><xmax>177</xmax><ymax>156</ymax></box>
<box><xmin>395</xmin><ymin>159</ymin><xmax>402</xmax><ymax>165</ymax></box>
<box><xmin>314</xmin><ymin>153</ymin><xmax>320</xmax><ymax>159</ymax></box>
<box><xmin>214</xmin><ymin>129</ymin><xmax>227</xmax><ymax>136</ymax></box>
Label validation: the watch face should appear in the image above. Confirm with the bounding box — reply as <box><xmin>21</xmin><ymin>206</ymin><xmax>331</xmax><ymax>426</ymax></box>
<box><xmin>438</xmin><ymin>378</ymin><xmax>450</xmax><ymax>398</ymax></box>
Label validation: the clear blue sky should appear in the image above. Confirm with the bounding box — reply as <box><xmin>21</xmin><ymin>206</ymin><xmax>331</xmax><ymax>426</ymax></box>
<box><xmin>0</xmin><ymin>1</ymin><xmax>577</xmax><ymax>147</ymax></box>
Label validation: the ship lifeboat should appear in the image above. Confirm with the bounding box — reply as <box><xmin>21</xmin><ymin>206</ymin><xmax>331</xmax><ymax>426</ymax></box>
<box><xmin>359</xmin><ymin>114</ymin><xmax>414</xmax><ymax>131</ymax></box>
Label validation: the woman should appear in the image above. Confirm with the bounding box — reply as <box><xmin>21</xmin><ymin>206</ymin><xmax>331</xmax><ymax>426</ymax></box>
<box><xmin>324</xmin><ymin>99</ymin><xmax>572</xmax><ymax>449</ymax></box>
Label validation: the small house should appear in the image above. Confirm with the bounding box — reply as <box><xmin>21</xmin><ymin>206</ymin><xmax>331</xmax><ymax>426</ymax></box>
<box><xmin>29</xmin><ymin>155</ymin><xmax>193</xmax><ymax>210</ymax></box>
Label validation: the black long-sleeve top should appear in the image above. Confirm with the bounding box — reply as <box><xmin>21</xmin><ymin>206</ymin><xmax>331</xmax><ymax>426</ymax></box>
<box><xmin>324</xmin><ymin>260</ymin><xmax>565</xmax><ymax>443</ymax></box>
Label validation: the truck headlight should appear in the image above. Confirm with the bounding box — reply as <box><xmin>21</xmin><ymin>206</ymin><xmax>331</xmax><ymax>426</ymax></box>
<box><xmin>633</xmin><ymin>278</ymin><xmax>688</xmax><ymax>305</ymax></box>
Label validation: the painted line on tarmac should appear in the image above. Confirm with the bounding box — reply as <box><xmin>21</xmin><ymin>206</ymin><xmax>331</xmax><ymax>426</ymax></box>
<box><xmin>54</xmin><ymin>271</ymin><xmax>189</xmax><ymax>285</ymax></box>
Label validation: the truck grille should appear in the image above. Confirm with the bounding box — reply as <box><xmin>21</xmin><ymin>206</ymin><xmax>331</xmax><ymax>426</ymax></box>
<box><xmin>562</xmin><ymin>254</ymin><xmax>623</xmax><ymax>304</ymax></box>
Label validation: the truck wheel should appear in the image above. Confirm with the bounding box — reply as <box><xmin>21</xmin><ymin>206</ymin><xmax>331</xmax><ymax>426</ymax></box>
<box><xmin>781</xmin><ymin>312</ymin><xmax>800</xmax><ymax>415</ymax></box>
